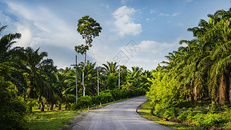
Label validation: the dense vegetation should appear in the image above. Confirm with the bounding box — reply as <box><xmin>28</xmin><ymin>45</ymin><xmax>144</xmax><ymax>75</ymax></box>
<box><xmin>146</xmin><ymin>9</ymin><xmax>231</xmax><ymax>129</ymax></box>
<box><xmin>0</xmin><ymin>23</ymin><xmax>149</xmax><ymax>129</ymax></box>
<box><xmin>2</xmin><ymin>8</ymin><xmax>231</xmax><ymax>130</ymax></box>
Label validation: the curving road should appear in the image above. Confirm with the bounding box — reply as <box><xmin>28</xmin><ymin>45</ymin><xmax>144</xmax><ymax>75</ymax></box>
<box><xmin>72</xmin><ymin>96</ymin><xmax>173</xmax><ymax>130</ymax></box>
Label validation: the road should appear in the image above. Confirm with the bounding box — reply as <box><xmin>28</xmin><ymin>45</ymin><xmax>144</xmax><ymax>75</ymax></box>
<box><xmin>71</xmin><ymin>96</ymin><xmax>173</xmax><ymax>130</ymax></box>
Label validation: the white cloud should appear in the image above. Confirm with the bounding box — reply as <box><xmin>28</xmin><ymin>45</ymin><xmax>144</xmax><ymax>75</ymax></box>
<box><xmin>159</xmin><ymin>13</ymin><xmax>169</xmax><ymax>16</ymax></box>
<box><xmin>150</xmin><ymin>9</ymin><xmax>157</xmax><ymax>14</ymax></box>
<box><xmin>145</xmin><ymin>17</ymin><xmax>155</xmax><ymax>22</ymax></box>
<box><xmin>3</xmin><ymin>1</ymin><xmax>85</xmax><ymax>69</ymax></box>
<box><xmin>91</xmin><ymin>38</ymin><xmax>182</xmax><ymax>71</ymax></box>
<box><xmin>172</xmin><ymin>12</ymin><xmax>180</xmax><ymax>17</ymax></box>
<box><xmin>145</xmin><ymin>18</ymin><xmax>150</xmax><ymax>21</ymax></box>
<box><xmin>112</xmin><ymin>6</ymin><xmax>142</xmax><ymax>36</ymax></box>
<box><xmin>159</xmin><ymin>12</ymin><xmax>179</xmax><ymax>17</ymax></box>
<box><xmin>6</xmin><ymin>1</ymin><xmax>83</xmax><ymax>50</ymax></box>
<box><xmin>122</xmin><ymin>39</ymin><xmax>181</xmax><ymax>70</ymax></box>
<box><xmin>15</xmin><ymin>24</ymin><xmax>32</xmax><ymax>47</ymax></box>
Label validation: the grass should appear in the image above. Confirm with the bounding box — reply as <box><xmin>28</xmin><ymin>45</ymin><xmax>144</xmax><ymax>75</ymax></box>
<box><xmin>137</xmin><ymin>101</ymin><xmax>198</xmax><ymax>130</ymax></box>
<box><xmin>26</xmin><ymin>109</ymin><xmax>80</xmax><ymax>130</ymax></box>
<box><xmin>26</xmin><ymin>97</ymin><xmax>135</xmax><ymax>130</ymax></box>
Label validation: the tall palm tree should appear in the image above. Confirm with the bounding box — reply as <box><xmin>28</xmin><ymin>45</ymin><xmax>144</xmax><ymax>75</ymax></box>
<box><xmin>0</xmin><ymin>25</ymin><xmax>27</xmax><ymax>97</ymax></box>
<box><xmin>21</xmin><ymin>47</ymin><xmax>56</xmax><ymax>111</ymax></box>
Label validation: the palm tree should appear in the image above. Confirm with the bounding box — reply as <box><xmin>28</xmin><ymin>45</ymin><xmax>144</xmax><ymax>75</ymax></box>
<box><xmin>83</xmin><ymin>61</ymin><xmax>97</xmax><ymax>95</ymax></box>
<box><xmin>102</xmin><ymin>62</ymin><xmax>119</xmax><ymax>90</ymax></box>
<box><xmin>0</xmin><ymin>25</ymin><xmax>27</xmax><ymax>97</ymax></box>
<box><xmin>189</xmin><ymin>9</ymin><xmax>231</xmax><ymax>104</ymax></box>
<box><xmin>102</xmin><ymin>61</ymin><xmax>118</xmax><ymax>75</ymax></box>
<box><xmin>21</xmin><ymin>47</ymin><xmax>56</xmax><ymax>111</ymax></box>
<box><xmin>123</xmin><ymin>67</ymin><xmax>143</xmax><ymax>91</ymax></box>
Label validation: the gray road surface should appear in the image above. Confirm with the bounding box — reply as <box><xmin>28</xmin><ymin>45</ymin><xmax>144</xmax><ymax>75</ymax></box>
<box><xmin>72</xmin><ymin>96</ymin><xmax>174</xmax><ymax>130</ymax></box>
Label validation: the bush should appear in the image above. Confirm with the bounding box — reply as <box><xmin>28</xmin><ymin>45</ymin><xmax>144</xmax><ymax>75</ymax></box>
<box><xmin>99</xmin><ymin>91</ymin><xmax>113</xmax><ymax>103</ymax></box>
<box><xmin>74</xmin><ymin>95</ymin><xmax>92</xmax><ymax>109</ymax></box>
<box><xmin>209</xmin><ymin>104</ymin><xmax>219</xmax><ymax>114</ymax></box>
<box><xmin>163</xmin><ymin>109</ymin><xmax>174</xmax><ymax>119</ymax></box>
<box><xmin>0</xmin><ymin>97</ymin><xmax>28</xmax><ymax>130</ymax></box>
<box><xmin>161</xmin><ymin>107</ymin><xmax>178</xmax><ymax>120</ymax></box>
<box><xmin>92</xmin><ymin>95</ymin><xmax>100</xmax><ymax>105</ymax></box>
<box><xmin>192</xmin><ymin>113</ymin><xmax>226</xmax><ymax>128</ymax></box>
<box><xmin>110</xmin><ymin>89</ymin><xmax>122</xmax><ymax>100</ymax></box>
<box><xmin>177</xmin><ymin>108</ymin><xmax>193</xmax><ymax>122</ymax></box>
<box><xmin>66</xmin><ymin>94</ymin><xmax>76</xmax><ymax>103</ymax></box>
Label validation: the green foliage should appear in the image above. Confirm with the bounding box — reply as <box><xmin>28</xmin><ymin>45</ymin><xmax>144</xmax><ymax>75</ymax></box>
<box><xmin>192</xmin><ymin>113</ymin><xmax>226</xmax><ymax>128</ymax></box>
<box><xmin>106</xmin><ymin>73</ymin><xmax>117</xmax><ymax>90</ymax></box>
<box><xmin>99</xmin><ymin>91</ymin><xmax>113</xmax><ymax>103</ymax></box>
<box><xmin>147</xmin><ymin>70</ymin><xmax>182</xmax><ymax>114</ymax></box>
<box><xmin>110</xmin><ymin>89</ymin><xmax>122</xmax><ymax>100</ymax></box>
<box><xmin>177</xmin><ymin>109</ymin><xmax>194</xmax><ymax>122</ymax></box>
<box><xmin>27</xmin><ymin>99</ymin><xmax>37</xmax><ymax>108</ymax></box>
<box><xmin>74</xmin><ymin>95</ymin><xmax>92</xmax><ymax>109</ymax></box>
<box><xmin>209</xmin><ymin>104</ymin><xmax>219</xmax><ymax>114</ymax></box>
<box><xmin>75</xmin><ymin>15</ymin><xmax>102</xmax><ymax>97</ymax></box>
<box><xmin>0</xmin><ymin>91</ymin><xmax>28</xmax><ymax>130</ymax></box>
<box><xmin>66</xmin><ymin>94</ymin><xmax>76</xmax><ymax>103</ymax></box>
<box><xmin>162</xmin><ymin>107</ymin><xmax>179</xmax><ymax>120</ymax></box>
<box><xmin>146</xmin><ymin>8</ymin><xmax>231</xmax><ymax>129</ymax></box>
<box><xmin>76</xmin><ymin>15</ymin><xmax>102</xmax><ymax>46</ymax></box>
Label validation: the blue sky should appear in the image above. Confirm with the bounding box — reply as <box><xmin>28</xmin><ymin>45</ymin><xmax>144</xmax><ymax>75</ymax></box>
<box><xmin>0</xmin><ymin>0</ymin><xmax>230</xmax><ymax>70</ymax></box>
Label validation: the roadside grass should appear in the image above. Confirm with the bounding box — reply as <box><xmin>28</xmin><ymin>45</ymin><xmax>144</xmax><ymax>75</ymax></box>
<box><xmin>26</xmin><ymin>97</ymin><xmax>135</xmax><ymax>130</ymax></box>
<box><xmin>137</xmin><ymin>101</ymin><xmax>197</xmax><ymax>130</ymax></box>
<box><xmin>26</xmin><ymin>109</ymin><xmax>80</xmax><ymax>130</ymax></box>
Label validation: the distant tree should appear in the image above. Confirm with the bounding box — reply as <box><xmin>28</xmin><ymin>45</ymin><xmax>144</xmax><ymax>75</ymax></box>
<box><xmin>102</xmin><ymin>61</ymin><xmax>118</xmax><ymax>75</ymax></box>
<box><xmin>75</xmin><ymin>15</ymin><xmax>102</xmax><ymax>96</ymax></box>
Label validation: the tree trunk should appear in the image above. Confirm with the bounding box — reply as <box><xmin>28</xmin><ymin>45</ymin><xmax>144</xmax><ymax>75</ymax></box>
<box><xmin>219</xmin><ymin>73</ymin><xmax>226</xmax><ymax>105</ymax></box>
<box><xmin>229</xmin><ymin>73</ymin><xmax>231</xmax><ymax>104</ymax></box>
<box><xmin>29</xmin><ymin>106</ymin><xmax>32</xmax><ymax>112</ymax></box>
<box><xmin>50</xmin><ymin>103</ymin><xmax>54</xmax><ymax>110</ymax></box>
<box><xmin>82</xmin><ymin>52</ymin><xmax>86</xmax><ymax>96</ymax></box>
<box><xmin>193</xmin><ymin>86</ymin><xmax>197</xmax><ymax>101</ymax></box>
<box><xmin>41</xmin><ymin>102</ymin><xmax>44</xmax><ymax>112</ymax></box>
<box><xmin>38</xmin><ymin>103</ymin><xmax>41</xmax><ymax>109</ymax></box>
<box><xmin>64</xmin><ymin>96</ymin><xmax>67</xmax><ymax>110</ymax></box>
<box><xmin>59</xmin><ymin>103</ymin><xmax>61</xmax><ymax>110</ymax></box>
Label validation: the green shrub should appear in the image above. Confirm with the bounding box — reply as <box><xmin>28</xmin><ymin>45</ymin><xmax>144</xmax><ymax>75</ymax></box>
<box><xmin>92</xmin><ymin>95</ymin><xmax>100</xmax><ymax>105</ymax></box>
<box><xmin>192</xmin><ymin>113</ymin><xmax>226</xmax><ymax>128</ymax></box>
<box><xmin>209</xmin><ymin>104</ymin><xmax>219</xmax><ymax>114</ymax></box>
<box><xmin>177</xmin><ymin>108</ymin><xmax>193</xmax><ymax>122</ymax></box>
<box><xmin>106</xmin><ymin>73</ymin><xmax>117</xmax><ymax>90</ymax></box>
<box><xmin>163</xmin><ymin>109</ymin><xmax>173</xmax><ymax>119</ymax></box>
<box><xmin>66</xmin><ymin>94</ymin><xmax>76</xmax><ymax>103</ymax></box>
<box><xmin>0</xmin><ymin>97</ymin><xmax>28</xmax><ymax>130</ymax></box>
<box><xmin>99</xmin><ymin>91</ymin><xmax>113</xmax><ymax>103</ymax></box>
<box><xmin>74</xmin><ymin>95</ymin><xmax>92</xmax><ymax>109</ymax></box>
<box><xmin>163</xmin><ymin>107</ymin><xmax>178</xmax><ymax>120</ymax></box>
<box><xmin>110</xmin><ymin>89</ymin><xmax>122</xmax><ymax>100</ymax></box>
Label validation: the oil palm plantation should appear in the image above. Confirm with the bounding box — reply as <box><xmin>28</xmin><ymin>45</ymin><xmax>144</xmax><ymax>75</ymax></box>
<box><xmin>20</xmin><ymin>47</ymin><xmax>59</xmax><ymax>111</ymax></box>
<box><xmin>160</xmin><ymin>8</ymin><xmax>231</xmax><ymax>105</ymax></box>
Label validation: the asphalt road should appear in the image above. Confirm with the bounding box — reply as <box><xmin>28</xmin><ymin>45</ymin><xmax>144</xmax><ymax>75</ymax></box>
<box><xmin>72</xmin><ymin>96</ymin><xmax>174</xmax><ymax>130</ymax></box>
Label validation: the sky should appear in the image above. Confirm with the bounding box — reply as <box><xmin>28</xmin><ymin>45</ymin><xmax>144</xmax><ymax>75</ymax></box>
<box><xmin>0</xmin><ymin>0</ymin><xmax>230</xmax><ymax>71</ymax></box>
